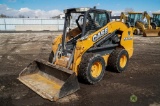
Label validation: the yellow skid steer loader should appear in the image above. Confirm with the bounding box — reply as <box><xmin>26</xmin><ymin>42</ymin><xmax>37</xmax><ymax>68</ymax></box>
<box><xmin>18</xmin><ymin>7</ymin><xmax>134</xmax><ymax>101</ymax></box>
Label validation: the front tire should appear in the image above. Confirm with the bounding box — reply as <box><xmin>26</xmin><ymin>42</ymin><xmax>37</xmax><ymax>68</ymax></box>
<box><xmin>78</xmin><ymin>53</ymin><xmax>105</xmax><ymax>84</ymax></box>
<box><xmin>108</xmin><ymin>48</ymin><xmax>129</xmax><ymax>73</ymax></box>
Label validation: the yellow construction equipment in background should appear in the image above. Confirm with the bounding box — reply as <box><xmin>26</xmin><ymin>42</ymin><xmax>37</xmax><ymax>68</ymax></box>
<box><xmin>119</xmin><ymin>12</ymin><xmax>143</xmax><ymax>35</ymax></box>
<box><xmin>151</xmin><ymin>13</ymin><xmax>160</xmax><ymax>29</ymax></box>
<box><xmin>120</xmin><ymin>12</ymin><xmax>128</xmax><ymax>25</ymax></box>
<box><xmin>119</xmin><ymin>11</ymin><xmax>160</xmax><ymax>37</ymax></box>
<box><xmin>18</xmin><ymin>7</ymin><xmax>134</xmax><ymax>101</ymax></box>
<box><xmin>141</xmin><ymin>11</ymin><xmax>160</xmax><ymax>37</ymax></box>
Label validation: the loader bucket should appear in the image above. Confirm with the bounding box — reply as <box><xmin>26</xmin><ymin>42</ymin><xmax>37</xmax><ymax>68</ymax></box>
<box><xmin>143</xmin><ymin>29</ymin><xmax>160</xmax><ymax>37</ymax></box>
<box><xmin>18</xmin><ymin>59</ymin><xmax>80</xmax><ymax>101</ymax></box>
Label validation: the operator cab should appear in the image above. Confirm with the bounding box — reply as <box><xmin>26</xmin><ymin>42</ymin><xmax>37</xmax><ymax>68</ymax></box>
<box><xmin>62</xmin><ymin>7</ymin><xmax>110</xmax><ymax>52</ymax></box>
<box><xmin>152</xmin><ymin>13</ymin><xmax>160</xmax><ymax>27</ymax></box>
<box><xmin>127</xmin><ymin>12</ymin><xmax>143</xmax><ymax>27</ymax></box>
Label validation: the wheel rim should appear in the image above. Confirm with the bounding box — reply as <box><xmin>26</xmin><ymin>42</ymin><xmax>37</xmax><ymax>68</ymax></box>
<box><xmin>91</xmin><ymin>61</ymin><xmax>102</xmax><ymax>78</ymax></box>
<box><xmin>120</xmin><ymin>55</ymin><xmax>127</xmax><ymax>68</ymax></box>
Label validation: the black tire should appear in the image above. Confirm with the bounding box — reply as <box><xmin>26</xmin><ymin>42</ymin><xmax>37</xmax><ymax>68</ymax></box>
<box><xmin>78</xmin><ymin>53</ymin><xmax>105</xmax><ymax>84</ymax></box>
<box><xmin>108</xmin><ymin>48</ymin><xmax>129</xmax><ymax>73</ymax></box>
<box><xmin>134</xmin><ymin>29</ymin><xmax>140</xmax><ymax>35</ymax></box>
<box><xmin>48</xmin><ymin>51</ymin><xmax>54</xmax><ymax>63</ymax></box>
<box><xmin>151</xmin><ymin>23</ymin><xmax>156</xmax><ymax>29</ymax></box>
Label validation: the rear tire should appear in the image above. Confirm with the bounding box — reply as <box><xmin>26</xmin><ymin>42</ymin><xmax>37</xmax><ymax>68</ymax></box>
<box><xmin>108</xmin><ymin>48</ymin><xmax>129</xmax><ymax>73</ymax></box>
<box><xmin>49</xmin><ymin>51</ymin><xmax>54</xmax><ymax>63</ymax></box>
<box><xmin>78</xmin><ymin>53</ymin><xmax>105</xmax><ymax>84</ymax></box>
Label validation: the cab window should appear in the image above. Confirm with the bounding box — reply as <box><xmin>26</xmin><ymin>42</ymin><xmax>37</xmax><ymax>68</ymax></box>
<box><xmin>85</xmin><ymin>11</ymin><xmax>108</xmax><ymax>34</ymax></box>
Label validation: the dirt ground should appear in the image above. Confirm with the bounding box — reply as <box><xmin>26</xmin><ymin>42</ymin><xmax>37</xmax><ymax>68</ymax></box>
<box><xmin>0</xmin><ymin>32</ymin><xmax>160</xmax><ymax>106</ymax></box>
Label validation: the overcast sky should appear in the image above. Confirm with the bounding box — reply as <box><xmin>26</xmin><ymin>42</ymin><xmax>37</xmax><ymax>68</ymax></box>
<box><xmin>0</xmin><ymin>0</ymin><xmax>160</xmax><ymax>18</ymax></box>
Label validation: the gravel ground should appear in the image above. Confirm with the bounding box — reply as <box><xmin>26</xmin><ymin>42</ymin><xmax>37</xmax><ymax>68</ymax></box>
<box><xmin>0</xmin><ymin>33</ymin><xmax>160</xmax><ymax>106</ymax></box>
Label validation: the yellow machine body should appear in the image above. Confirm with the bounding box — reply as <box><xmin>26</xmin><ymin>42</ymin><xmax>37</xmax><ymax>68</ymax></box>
<box><xmin>18</xmin><ymin>7</ymin><xmax>134</xmax><ymax>101</ymax></box>
<box><xmin>52</xmin><ymin>21</ymin><xmax>133</xmax><ymax>74</ymax></box>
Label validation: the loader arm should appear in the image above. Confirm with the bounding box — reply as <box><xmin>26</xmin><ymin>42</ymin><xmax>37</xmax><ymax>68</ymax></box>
<box><xmin>120</xmin><ymin>12</ymin><xmax>127</xmax><ymax>23</ymax></box>
<box><xmin>143</xmin><ymin>11</ymin><xmax>152</xmax><ymax>29</ymax></box>
<box><xmin>135</xmin><ymin>21</ymin><xmax>147</xmax><ymax>33</ymax></box>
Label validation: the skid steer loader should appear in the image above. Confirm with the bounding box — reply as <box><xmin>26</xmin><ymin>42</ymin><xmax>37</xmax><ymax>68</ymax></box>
<box><xmin>18</xmin><ymin>7</ymin><xmax>134</xmax><ymax>101</ymax></box>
